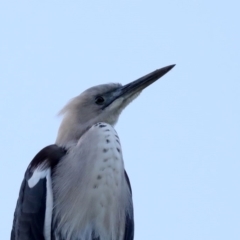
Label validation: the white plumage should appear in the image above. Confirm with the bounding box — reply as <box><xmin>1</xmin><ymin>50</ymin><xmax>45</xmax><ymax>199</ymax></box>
<box><xmin>52</xmin><ymin>123</ymin><xmax>131</xmax><ymax>240</ymax></box>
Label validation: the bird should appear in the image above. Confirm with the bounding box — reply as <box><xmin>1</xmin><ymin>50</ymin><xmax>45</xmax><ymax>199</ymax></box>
<box><xmin>11</xmin><ymin>64</ymin><xmax>175</xmax><ymax>240</ymax></box>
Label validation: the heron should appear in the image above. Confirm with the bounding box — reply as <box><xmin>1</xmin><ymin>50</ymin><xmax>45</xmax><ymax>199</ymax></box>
<box><xmin>11</xmin><ymin>64</ymin><xmax>175</xmax><ymax>240</ymax></box>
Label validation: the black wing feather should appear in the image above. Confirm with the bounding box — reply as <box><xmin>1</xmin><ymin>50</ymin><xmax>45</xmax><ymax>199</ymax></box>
<box><xmin>124</xmin><ymin>170</ymin><xmax>134</xmax><ymax>240</ymax></box>
<box><xmin>11</xmin><ymin>145</ymin><xmax>66</xmax><ymax>240</ymax></box>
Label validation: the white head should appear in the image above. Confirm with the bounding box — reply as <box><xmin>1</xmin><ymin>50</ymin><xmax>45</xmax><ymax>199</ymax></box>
<box><xmin>56</xmin><ymin>65</ymin><xmax>175</xmax><ymax>146</ymax></box>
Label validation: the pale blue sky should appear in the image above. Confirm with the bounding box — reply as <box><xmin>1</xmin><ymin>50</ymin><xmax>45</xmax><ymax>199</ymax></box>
<box><xmin>0</xmin><ymin>1</ymin><xmax>239</xmax><ymax>239</ymax></box>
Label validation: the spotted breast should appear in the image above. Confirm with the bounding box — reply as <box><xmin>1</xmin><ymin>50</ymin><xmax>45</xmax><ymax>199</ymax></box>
<box><xmin>52</xmin><ymin>122</ymin><xmax>132</xmax><ymax>240</ymax></box>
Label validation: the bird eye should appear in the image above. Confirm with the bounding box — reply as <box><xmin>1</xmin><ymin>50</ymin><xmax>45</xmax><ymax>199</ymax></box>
<box><xmin>95</xmin><ymin>96</ymin><xmax>105</xmax><ymax>105</ymax></box>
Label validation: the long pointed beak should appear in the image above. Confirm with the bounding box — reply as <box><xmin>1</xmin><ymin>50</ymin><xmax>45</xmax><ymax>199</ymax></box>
<box><xmin>120</xmin><ymin>64</ymin><xmax>175</xmax><ymax>96</ymax></box>
<box><xmin>103</xmin><ymin>64</ymin><xmax>175</xmax><ymax>109</ymax></box>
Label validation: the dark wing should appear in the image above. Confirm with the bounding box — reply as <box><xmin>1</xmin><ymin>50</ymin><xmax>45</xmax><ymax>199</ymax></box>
<box><xmin>124</xmin><ymin>170</ymin><xmax>134</xmax><ymax>240</ymax></box>
<box><xmin>11</xmin><ymin>145</ymin><xmax>66</xmax><ymax>240</ymax></box>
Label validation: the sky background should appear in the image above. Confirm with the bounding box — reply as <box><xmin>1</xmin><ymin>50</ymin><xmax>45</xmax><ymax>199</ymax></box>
<box><xmin>0</xmin><ymin>1</ymin><xmax>239</xmax><ymax>239</ymax></box>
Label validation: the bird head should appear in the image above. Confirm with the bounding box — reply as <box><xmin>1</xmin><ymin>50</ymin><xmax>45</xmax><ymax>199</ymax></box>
<box><xmin>56</xmin><ymin>64</ymin><xmax>175</xmax><ymax>146</ymax></box>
